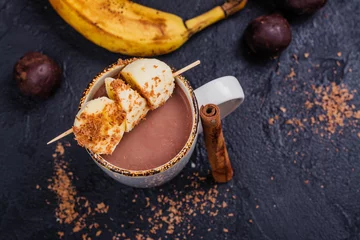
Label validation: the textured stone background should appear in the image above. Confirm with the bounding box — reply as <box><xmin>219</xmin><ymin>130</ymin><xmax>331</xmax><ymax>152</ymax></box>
<box><xmin>0</xmin><ymin>0</ymin><xmax>360</xmax><ymax>239</ymax></box>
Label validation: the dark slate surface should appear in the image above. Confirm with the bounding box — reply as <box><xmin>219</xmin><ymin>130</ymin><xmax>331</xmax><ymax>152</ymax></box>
<box><xmin>1</xmin><ymin>0</ymin><xmax>360</xmax><ymax>239</ymax></box>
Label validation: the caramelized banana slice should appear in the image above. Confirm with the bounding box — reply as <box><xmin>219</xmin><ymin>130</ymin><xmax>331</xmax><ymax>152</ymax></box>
<box><xmin>73</xmin><ymin>97</ymin><xmax>126</xmax><ymax>155</ymax></box>
<box><xmin>105</xmin><ymin>77</ymin><xmax>150</xmax><ymax>132</ymax></box>
<box><xmin>120</xmin><ymin>58</ymin><xmax>175</xmax><ymax>109</ymax></box>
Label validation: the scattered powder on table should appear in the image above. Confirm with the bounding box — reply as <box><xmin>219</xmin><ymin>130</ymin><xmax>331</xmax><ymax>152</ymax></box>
<box><xmin>113</xmin><ymin>173</ymin><xmax>235</xmax><ymax>239</ymax></box>
<box><xmin>48</xmin><ymin>142</ymin><xmax>110</xmax><ymax>239</ymax></box>
<box><xmin>307</xmin><ymin>83</ymin><xmax>359</xmax><ymax>134</ymax></box>
<box><xmin>47</xmin><ymin>143</ymin><xmax>236</xmax><ymax>239</ymax></box>
<box><xmin>270</xmin><ymin>82</ymin><xmax>359</xmax><ymax>137</ymax></box>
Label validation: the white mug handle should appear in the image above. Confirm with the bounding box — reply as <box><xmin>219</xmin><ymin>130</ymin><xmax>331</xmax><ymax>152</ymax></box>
<box><xmin>194</xmin><ymin>76</ymin><xmax>245</xmax><ymax>134</ymax></box>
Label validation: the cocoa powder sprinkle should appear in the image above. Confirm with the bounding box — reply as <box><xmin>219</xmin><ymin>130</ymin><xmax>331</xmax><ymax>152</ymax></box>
<box><xmin>270</xmin><ymin>82</ymin><xmax>359</xmax><ymax>137</ymax></box>
<box><xmin>48</xmin><ymin>143</ymin><xmax>110</xmax><ymax>239</ymax></box>
<box><xmin>49</xmin><ymin>143</ymin><xmax>235</xmax><ymax>239</ymax></box>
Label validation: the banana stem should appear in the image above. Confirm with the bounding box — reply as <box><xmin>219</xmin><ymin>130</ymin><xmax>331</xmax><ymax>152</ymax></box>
<box><xmin>222</xmin><ymin>0</ymin><xmax>248</xmax><ymax>17</ymax></box>
<box><xmin>185</xmin><ymin>0</ymin><xmax>247</xmax><ymax>35</ymax></box>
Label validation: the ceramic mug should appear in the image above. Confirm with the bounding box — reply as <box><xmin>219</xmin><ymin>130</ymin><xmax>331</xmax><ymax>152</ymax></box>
<box><xmin>79</xmin><ymin>61</ymin><xmax>244</xmax><ymax>188</ymax></box>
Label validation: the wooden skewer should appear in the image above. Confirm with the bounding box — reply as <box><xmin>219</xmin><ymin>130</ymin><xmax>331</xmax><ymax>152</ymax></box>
<box><xmin>47</xmin><ymin>60</ymin><xmax>201</xmax><ymax>145</ymax></box>
<box><xmin>47</xmin><ymin>128</ymin><xmax>74</xmax><ymax>145</ymax></box>
<box><xmin>172</xmin><ymin>60</ymin><xmax>200</xmax><ymax>77</ymax></box>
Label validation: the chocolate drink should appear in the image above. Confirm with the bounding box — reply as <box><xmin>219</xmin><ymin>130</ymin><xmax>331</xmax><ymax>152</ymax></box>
<box><xmin>93</xmin><ymin>83</ymin><xmax>193</xmax><ymax>170</ymax></box>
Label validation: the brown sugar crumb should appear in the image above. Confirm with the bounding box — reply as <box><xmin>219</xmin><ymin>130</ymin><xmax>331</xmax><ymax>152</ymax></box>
<box><xmin>73</xmin><ymin>224</ymin><xmax>83</xmax><ymax>233</ymax></box>
<box><xmin>286</xmin><ymin>68</ymin><xmax>296</xmax><ymax>80</ymax></box>
<box><xmin>269</xmin><ymin>118</ymin><xmax>275</xmax><ymax>125</ymax></box>
<box><xmin>223</xmin><ymin>228</ymin><xmax>229</xmax><ymax>233</ymax></box>
<box><xmin>304</xmin><ymin>53</ymin><xmax>310</xmax><ymax>58</ymax></box>
<box><xmin>153</xmin><ymin>65</ymin><xmax>158</xmax><ymax>68</ymax></box>
<box><xmin>58</xmin><ymin>232</ymin><xmax>64</xmax><ymax>238</ymax></box>
<box><xmin>305</xmin><ymin>100</ymin><xmax>314</xmax><ymax>109</ymax></box>
<box><xmin>56</xmin><ymin>143</ymin><xmax>65</xmax><ymax>155</ymax></box>
<box><xmin>97</xmin><ymin>203</ymin><xmax>105</xmax><ymax>210</ymax></box>
<box><xmin>269</xmin><ymin>115</ymin><xmax>279</xmax><ymax>125</ymax></box>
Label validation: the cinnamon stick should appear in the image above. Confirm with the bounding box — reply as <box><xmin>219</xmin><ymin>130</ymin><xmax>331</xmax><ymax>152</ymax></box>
<box><xmin>200</xmin><ymin>104</ymin><xmax>233</xmax><ymax>183</ymax></box>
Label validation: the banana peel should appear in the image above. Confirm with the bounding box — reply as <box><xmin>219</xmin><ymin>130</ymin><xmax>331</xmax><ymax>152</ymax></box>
<box><xmin>49</xmin><ymin>0</ymin><xmax>247</xmax><ymax>57</ymax></box>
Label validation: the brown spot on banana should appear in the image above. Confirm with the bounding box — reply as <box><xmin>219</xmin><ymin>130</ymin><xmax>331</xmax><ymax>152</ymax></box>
<box><xmin>136</xmin><ymin>19</ymin><xmax>168</xmax><ymax>41</ymax></box>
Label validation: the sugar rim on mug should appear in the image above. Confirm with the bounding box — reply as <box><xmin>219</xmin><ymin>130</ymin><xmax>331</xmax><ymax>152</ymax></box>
<box><xmin>79</xmin><ymin>60</ymin><xmax>199</xmax><ymax>177</ymax></box>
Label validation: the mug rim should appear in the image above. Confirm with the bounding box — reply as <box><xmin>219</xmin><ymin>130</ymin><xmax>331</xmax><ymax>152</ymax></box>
<box><xmin>79</xmin><ymin>59</ymin><xmax>199</xmax><ymax>177</ymax></box>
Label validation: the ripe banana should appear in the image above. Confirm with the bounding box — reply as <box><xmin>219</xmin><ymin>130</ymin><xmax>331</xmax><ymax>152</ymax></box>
<box><xmin>49</xmin><ymin>0</ymin><xmax>247</xmax><ymax>57</ymax></box>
